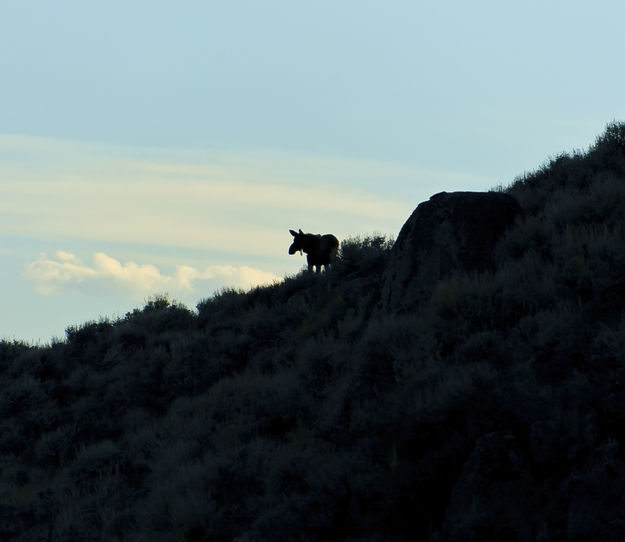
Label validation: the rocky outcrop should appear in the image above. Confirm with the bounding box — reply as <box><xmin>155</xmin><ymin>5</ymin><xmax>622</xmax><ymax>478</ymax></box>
<box><xmin>382</xmin><ymin>191</ymin><xmax>521</xmax><ymax>312</ymax></box>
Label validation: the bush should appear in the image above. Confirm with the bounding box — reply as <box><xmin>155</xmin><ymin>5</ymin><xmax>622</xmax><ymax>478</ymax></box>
<box><xmin>333</xmin><ymin>234</ymin><xmax>394</xmax><ymax>277</ymax></box>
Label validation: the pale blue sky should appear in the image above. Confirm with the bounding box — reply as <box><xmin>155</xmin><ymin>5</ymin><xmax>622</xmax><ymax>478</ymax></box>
<box><xmin>2</xmin><ymin>0</ymin><xmax>625</xmax><ymax>342</ymax></box>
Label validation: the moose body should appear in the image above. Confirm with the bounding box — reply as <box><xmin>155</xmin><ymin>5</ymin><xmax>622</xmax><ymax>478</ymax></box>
<box><xmin>289</xmin><ymin>229</ymin><xmax>339</xmax><ymax>273</ymax></box>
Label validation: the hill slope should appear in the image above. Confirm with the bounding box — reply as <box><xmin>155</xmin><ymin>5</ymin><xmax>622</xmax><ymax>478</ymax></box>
<box><xmin>3</xmin><ymin>122</ymin><xmax>625</xmax><ymax>540</ymax></box>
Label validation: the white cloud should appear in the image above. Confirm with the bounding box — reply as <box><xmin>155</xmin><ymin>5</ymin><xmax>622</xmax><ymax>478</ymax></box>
<box><xmin>22</xmin><ymin>250</ymin><xmax>280</xmax><ymax>299</ymax></box>
<box><xmin>22</xmin><ymin>251</ymin><xmax>97</xmax><ymax>295</ymax></box>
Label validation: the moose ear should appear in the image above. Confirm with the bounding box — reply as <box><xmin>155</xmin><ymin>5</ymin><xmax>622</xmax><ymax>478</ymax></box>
<box><xmin>299</xmin><ymin>228</ymin><xmax>303</xmax><ymax>234</ymax></box>
<box><xmin>289</xmin><ymin>229</ymin><xmax>297</xmax><ymax>236</ymax></box>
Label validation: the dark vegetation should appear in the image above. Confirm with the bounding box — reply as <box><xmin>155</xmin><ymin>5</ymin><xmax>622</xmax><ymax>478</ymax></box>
<box><xmin>3</xmin><ymin>123</ymin><xmax>625</xmax><ymax>540</ymax></box>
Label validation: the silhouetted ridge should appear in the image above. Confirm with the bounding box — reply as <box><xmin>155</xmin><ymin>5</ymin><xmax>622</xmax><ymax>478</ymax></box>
<box><xmin>2</xmin><ymin>122</ymin><xmax>625</xmax><ymax>540</ymax></box>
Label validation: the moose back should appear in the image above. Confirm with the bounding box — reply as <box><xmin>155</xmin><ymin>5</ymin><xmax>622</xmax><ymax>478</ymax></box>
<box><xmin>288</xmin><ymin>229</ymin><xmax>339</xmax><ymax>272</ymax></box>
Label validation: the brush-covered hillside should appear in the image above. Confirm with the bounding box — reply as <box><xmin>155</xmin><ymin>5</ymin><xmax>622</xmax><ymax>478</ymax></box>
<box><xmin>3</xmin><ymin>123</ymin><xmax>625</xmax><ymax>541</ymax></box>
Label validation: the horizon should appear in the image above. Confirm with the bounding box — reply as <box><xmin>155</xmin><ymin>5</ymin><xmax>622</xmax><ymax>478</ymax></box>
<box><xmin>3</xmin><ymin>0</ymin><xmax>625</xmax><ymax>343</ymax></box>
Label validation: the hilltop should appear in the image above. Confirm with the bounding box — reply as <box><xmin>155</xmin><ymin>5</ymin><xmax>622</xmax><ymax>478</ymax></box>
<box><xmin>2</xmin><ymin>122</ymin><xmax>625</xmax><ymax>540</ymax></box>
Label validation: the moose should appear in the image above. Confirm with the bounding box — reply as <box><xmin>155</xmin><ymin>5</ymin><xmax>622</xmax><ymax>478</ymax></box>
<box><xmin>288</xmin><ymin>229</ymin><xmax>339</xmax><ymax>273</ymax></box>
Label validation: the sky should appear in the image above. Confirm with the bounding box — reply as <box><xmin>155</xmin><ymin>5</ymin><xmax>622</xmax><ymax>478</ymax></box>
<box><xmin>2</xmin><ymin>0</ymin><xmax>625</xmax><ymax>343</ymax></box>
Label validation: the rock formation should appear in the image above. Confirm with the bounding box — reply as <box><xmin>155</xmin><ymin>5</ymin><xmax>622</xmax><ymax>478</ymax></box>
<box><xmin>382</xmin><ymin>191</ymin><xmax>522</xmax><ymax>311</ymax></box>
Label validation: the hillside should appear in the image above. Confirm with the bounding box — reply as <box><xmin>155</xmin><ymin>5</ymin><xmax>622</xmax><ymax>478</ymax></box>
<box><xmin>2</xmin><ymin>122</ymin><xmax>625</xmax><ymax>540</ymax></box>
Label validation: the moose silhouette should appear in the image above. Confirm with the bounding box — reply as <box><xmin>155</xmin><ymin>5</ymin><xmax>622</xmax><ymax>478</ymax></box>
<box><xmin>289</xmin><ymin>229</ymin><xmax>339</xmax><ymax>273</ymax></box>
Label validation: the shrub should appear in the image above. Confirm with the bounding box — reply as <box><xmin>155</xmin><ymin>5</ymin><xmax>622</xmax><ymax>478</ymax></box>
<box><xmin>125</xmin><ymin>295</ymin><xmax>196</xmax><ymax>334</ymax></box>
<box><xmin>65</xmin><ymin>319</ymin><xmax>113</xmax><ymax>347</ymax></box>
<box><xmin>196</xmin><ymin>287</ymin><xmax>249</xmax><ymax>327</ymax></box>
<box><xmin>33</xmin><ymin>424</ymin><xmax>77</xmax><ymax>468</ymax></box>
<box><xmin>333</xmin><ymin>234</ymin><xmax>394</xmax><ymax>277</ymax></box>
<box><xmin>0</xmin><ymin>340</ymin><xmax>32</xmax><ymax>366</ymax></box>
<box><xmin>68</xmin><ymin>439</ymin><xmax>124</xmax><ymax>494</ymax></box>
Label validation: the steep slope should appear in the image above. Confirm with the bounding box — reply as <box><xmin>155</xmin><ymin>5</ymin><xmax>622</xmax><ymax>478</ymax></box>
<box><xmin>2</xmin><ymin>122</ymin><xmax>625</xmax><ymax>540</ymax></box>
